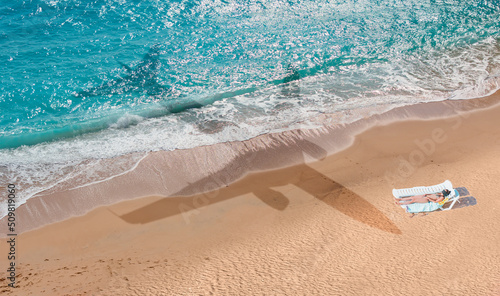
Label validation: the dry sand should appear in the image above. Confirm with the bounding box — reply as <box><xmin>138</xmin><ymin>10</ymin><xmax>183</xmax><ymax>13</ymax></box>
<box><xmin>1</xmin><ymin>94</ymin><xmax>500</xmax><ymax>295</ymax></box>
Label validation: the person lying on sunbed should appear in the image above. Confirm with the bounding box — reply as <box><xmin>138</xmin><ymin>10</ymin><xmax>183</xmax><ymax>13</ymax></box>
<box><xmin>394</xmin><ymin>189</ymin><xmax>451</xmax><ymax>205</ymax></box>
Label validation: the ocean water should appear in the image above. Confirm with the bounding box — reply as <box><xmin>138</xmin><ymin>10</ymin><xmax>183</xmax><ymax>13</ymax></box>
<box><xmin>1</xmin><ymin>0</ymin><xmax>500</xmax><ymax>217</ymax></box>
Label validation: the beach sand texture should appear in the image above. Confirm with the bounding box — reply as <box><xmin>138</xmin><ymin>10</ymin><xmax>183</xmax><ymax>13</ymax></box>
<box><xmin>1</xmin><ymin>94</ymin><xmax>500</xmax><ymax>295</ymax></box>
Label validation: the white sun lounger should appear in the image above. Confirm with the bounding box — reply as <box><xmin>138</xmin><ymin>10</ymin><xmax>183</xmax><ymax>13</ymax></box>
<box><xmin>392</xmin><ymin>180</ymin><xmax>460</xmax><ymax>213</ymax></box>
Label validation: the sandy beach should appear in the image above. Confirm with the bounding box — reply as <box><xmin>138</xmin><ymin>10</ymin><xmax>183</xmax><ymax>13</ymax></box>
<box><xmin>2</xmin><ymin>93</ymin><xmax>500</xmax><ymax>295</ymax></box>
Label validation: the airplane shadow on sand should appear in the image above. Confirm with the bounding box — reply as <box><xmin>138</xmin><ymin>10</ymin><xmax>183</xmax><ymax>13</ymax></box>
<box><xmin>116</xmin><ymin>138</ymin><xmax>402</xmax><ymax>235</ymax></box>
<box><xmin>110</xmin><ymin>53</ymin><xmax>400</xmax><ymax>234</ymax></box>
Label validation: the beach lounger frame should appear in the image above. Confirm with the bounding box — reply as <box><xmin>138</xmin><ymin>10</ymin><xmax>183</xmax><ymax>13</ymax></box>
<box><xmin>392</xmin><ymin>180</ymin><xmax>460</xmax><ymax>213</ymax></box>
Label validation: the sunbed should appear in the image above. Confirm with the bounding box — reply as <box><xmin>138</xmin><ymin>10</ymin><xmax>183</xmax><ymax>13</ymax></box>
<box><xmin>392</xmin><ymin>180</ymin><xmax>460</xmax><ymax>213</ymax></box>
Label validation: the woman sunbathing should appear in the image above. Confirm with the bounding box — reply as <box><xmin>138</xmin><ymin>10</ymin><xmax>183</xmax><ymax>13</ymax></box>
<box><xmin>394</xmin><ymin>189</ymin><xmax>451</xmax><ymax>205</ymax></box>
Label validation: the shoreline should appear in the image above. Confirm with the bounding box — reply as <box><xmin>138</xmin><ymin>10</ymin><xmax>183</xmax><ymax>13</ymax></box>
<box><xmin>1</xmin><ymin>94</ymin><xmax>500</xmax><ymax>236</ymax></box>
<box><xmin>1</xmin><ymin>92</ymin><xmax>499</xmax><ymax>294</ymax></box>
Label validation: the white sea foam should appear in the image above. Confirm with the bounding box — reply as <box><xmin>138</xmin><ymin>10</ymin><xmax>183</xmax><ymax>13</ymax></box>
<box><xmin>109</xmin><ymin>113</ymin><xmax>144</xmax><ymax>129</ymax></box>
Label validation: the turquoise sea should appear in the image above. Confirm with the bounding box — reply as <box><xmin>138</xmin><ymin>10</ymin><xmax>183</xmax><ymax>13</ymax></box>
<box><xmin>1</xmin><ymin>0</ymin><xmax>500</xmax><ymax>217</ymax></box>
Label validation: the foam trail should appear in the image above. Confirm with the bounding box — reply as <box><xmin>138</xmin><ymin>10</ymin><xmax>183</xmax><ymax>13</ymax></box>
<box><xmin>65</xmin><ymin>152</ymin><xmax>149</xmax><ymax>192</ymax></box>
